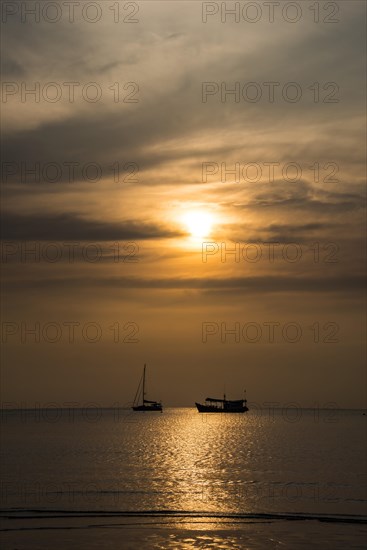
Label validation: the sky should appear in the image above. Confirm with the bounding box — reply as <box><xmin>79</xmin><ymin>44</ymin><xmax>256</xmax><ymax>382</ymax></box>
<box><xmin>1</xmin><ymin>0</ymin><xmax>366</xmax><ymax>408</ymax></box>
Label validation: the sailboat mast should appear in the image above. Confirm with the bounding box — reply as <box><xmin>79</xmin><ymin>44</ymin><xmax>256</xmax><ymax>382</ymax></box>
<box><xmin>143</xmin><ymin>364</ymin><xmax>146</xmax><ymax>403</ymax></box>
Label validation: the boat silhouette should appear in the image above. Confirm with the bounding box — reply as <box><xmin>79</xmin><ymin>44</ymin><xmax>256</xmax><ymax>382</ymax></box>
<box><xmin>195</xmin><ymin>394</ymin><xmax>248</xmax><ymax>413</ymax></box>
<box><xmin>132</xmin><ymin>364</ymin><xmax>162</xmax><ymax>412</ymax></box>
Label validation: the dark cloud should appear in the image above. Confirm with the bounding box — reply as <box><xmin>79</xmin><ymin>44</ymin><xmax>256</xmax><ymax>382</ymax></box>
<box><xmin>266</xmin><ymin>223</ymin><xmax>337</xmax><ymax>233</ymax></box>
<box><xmin>226</xmin><ymin>221</ymin><xmax>345</xmax><ymax>244</ymax></box>
<box><xmin>2</xmin><ymin>3</ymin><xmax>365</xmax><ymax>185</ymax></box>
<box><xmin>1</xmin><ymin>212</ymin><xmax>184</xmax><ymax>241</ymax></box>
<box><xmin>1</xmin><ymin>57</ymin><xmax>25</xmax><ymax>78</ymax></box>
<box><xmin>231</xmin><ymin>180</ymin><xmax>365</xmax><ymax>214</ymax></box>
<box><xmin>3</xmin><ymin>273</ymin><xmax>365</xmax><ymax>295</ymax></box>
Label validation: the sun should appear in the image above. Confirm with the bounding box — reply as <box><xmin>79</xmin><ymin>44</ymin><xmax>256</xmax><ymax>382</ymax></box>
<box><xmin>183</xmin><ymin>210</ymin><xmax>214</xmax><ymax>239</ymax></box>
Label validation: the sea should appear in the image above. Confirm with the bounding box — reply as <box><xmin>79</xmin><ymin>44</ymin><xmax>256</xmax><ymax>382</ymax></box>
<box><xmin>1</xmin><ymin>407</ymin><xmax>366</xmax><ymax>549</ymax></box>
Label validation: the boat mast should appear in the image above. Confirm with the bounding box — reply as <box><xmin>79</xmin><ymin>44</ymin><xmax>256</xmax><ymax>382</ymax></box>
<box><xmin>143</xmin><ymin>364</ymin><xmax>146</xmax><ymax>403</ymax></box>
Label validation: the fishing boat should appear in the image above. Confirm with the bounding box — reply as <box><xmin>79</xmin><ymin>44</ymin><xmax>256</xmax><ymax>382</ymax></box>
<box><xmin>132</xmin><ymin>364</ymin><xmax>162</xmax><ymax>412</ymax></box>
<box><xmin>195</xmin><ymin>394</ymin><xmax>248</xmax><ymax>413</ymax></box>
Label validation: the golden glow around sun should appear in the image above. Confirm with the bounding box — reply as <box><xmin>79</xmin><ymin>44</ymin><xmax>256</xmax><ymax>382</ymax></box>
<box><xmin>183</xmin><ymin>210</ymin><xmax>214</xmax><ymax>239</ymax></box>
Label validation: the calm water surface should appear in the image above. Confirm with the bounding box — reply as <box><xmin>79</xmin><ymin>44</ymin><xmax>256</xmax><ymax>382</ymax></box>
<box><xmin>1</xmin><ymin>408</ymin><xmax>366</xmax><ymax>548</ymax></box>
<box><xmin>1</xmin><ymin>407</ymin><xmax>366</xmax><ymax>514</ymax></box>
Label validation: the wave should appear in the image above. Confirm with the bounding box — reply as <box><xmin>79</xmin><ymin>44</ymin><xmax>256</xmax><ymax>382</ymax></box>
<box><xmin>1</xmin><ymin>509</ymin><xmax>366</xmax><ymax>525</ymax></box>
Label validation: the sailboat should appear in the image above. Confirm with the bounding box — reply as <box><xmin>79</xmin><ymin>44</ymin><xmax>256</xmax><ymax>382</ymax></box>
<box><xmin>132</xmin><ymin>364</ymin><xmax>162</xmax><ymax>412</ymax></box>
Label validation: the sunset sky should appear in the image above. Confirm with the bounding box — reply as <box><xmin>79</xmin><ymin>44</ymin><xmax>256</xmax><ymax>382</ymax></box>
<box><xmin>1</xmin><ymin>1</ymin><xmax>366</xmax><ymax>408</ymax></box>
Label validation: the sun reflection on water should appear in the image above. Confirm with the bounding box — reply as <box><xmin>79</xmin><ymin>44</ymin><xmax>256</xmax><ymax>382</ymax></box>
<box><xmin>146</xmin><ymin>409</ymin><xmax>254</xmax><ymax>514</ymax></box>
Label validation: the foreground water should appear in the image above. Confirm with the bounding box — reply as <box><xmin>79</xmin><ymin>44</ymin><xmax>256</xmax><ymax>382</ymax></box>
<box><xmin>1</xmin><ymin>408</ymin><xmax>366</xmax><ymax>548</ymax></box>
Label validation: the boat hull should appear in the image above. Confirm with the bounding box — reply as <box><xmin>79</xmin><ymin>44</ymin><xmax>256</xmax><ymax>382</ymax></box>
<box><xmin>132</xmin><ymin>404</ymin><xmax>162</xmax><ymax>412</ymax></box>
<box><xmin>195</xmin><ymin>402</ymin><xmax>248</xmax><ymax>413</ymax></box>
